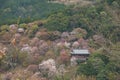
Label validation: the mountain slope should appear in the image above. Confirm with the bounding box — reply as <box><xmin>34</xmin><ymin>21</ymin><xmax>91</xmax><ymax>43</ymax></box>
<box><xmin>49</xmin><ymin>0</ymin><xmax>93</xmax><ymax>6</ymax></box>
<box><xmin>0</xmin><ymin>0</ymin><xmax>65</xmax><ymax>25</ymax></box>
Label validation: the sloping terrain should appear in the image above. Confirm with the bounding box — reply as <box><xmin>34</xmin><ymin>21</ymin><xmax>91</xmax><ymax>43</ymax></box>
<box><xmin>0</xmin><ymin>0</ymin><xmax>120</xmax><ymax>80</ymax></box>
<box><xmin>50</xmin><ymin>0</ymin><xmax>93</xmax><ymax>5</ymax></box>
<box><xmin>0</xmin><ymin>0</ymin><xmax>65</xmax><ymax>25</ymax></box>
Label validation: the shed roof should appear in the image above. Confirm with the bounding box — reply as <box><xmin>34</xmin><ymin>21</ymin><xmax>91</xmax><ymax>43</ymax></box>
<box><xmin>71</xmin><ymin>49</ymin><xmax>90</xmax><ymax>55</ymax></box>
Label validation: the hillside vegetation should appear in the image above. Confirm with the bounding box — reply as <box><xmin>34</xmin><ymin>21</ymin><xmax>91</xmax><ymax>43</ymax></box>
<box><xmin>0</xmin><ymin>0</ymin><xmax>65</xmax><ymax>25</ymax></box>
<box><xmin>45</xmin><ymin>0</ymin><xmax>120</xmax><ymax>42</ymax></box>
<box><xmin>49</xmin><ymin>0</ymin><xmax>92</xmax><ymax>5</ymax></box>
<box><xmin>0</xmin><ymin>0</ymin><xmax>120</xmax><ymax>80</ymax></box>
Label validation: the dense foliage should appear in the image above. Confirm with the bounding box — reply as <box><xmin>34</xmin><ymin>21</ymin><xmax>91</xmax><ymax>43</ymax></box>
<box><xmin>0</xmin><ymin>0</ymin><xmax>120</xmax><ymax>80</ymax></box>
<box><xmin>0</xmin><ymin>0</ymin><xmax>65</xmax><ymax>25</ymax></box>
<box><xmin>45</xmin><ymin>0</ymin><xmax>120</xmax><ymax>42</ymax></box>
<box><xmin>77</xmin><ymin>43</ymin><xmax>120</xmax><ymax>80</ymax></box>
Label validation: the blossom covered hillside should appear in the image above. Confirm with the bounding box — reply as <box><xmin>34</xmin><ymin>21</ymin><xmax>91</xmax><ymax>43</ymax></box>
<box><xmin>0</xmin><ymin>0</ymin><xmax>120</xmax><ymax>80</ymax></box>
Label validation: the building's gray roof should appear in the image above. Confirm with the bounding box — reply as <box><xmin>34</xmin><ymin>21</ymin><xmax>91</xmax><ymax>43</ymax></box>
<box><xmin>71</xmin><ymin>49</ymin><xmax>90</xmax><ymax>55</ymax></box>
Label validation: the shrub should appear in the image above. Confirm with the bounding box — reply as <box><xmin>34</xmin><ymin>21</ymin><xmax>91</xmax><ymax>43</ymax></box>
<box><xmin>17</xmin><ymin>51</ymin><xmax>28</xmax><ymax>66</ymax></box>
<box><xmin>45</xmin><ymin>13</ymin><xmax>70</xmax><ymax>32</ymax></box>
<box><xmin>19</xmin><ymin>23</ymin><xmax>28</xmax><ymax>29</ymax></box>
<box><xmin>28</xmin><ymin>24</ymin><xmax>39</xmax><ymax>38</ymax></box>
<box><xmin>77</xmin><ymin>62</ymin><xmax>97</xmax><ymax>76</ymax></box>
<box><xmin>75</xmin><ymin>75</ymin><xmax>96</xmax><ymax>80</ymax></box>
<box><xmin>96</xmin><ymin>69</ymin><xmax>108</xmax><ymax>80</ymax></box>
<box><xmin>45</xmin><ymin>50</ymin><xmax>56</xmax><ymax>59</ymax></box>
<box><xmin>0</xmin><ymin>25</ymin><xmax>9</xmax><ymax>32</ymax></box>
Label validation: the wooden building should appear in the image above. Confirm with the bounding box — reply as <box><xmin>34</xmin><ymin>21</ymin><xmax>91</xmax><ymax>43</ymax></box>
<box><xmin>71</xmin><ymin>49</ymin><xmax>90</xmax><ymax>61</ymax></box>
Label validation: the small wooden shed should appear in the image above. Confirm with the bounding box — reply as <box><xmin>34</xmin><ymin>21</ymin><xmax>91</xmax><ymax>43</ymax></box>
<box><xmin>71</xmin><ymin>49</ymin><xmax>90</xmax><ymax>61</ymax></box>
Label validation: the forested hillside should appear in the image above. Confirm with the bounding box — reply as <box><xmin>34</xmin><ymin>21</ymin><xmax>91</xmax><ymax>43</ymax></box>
<box><xmin>45</xmin><ymin>0</ymin><xmax>120</xmax><ymax>42</ymax></box>
<box><xmin>0</xmin><ymin>0</ymin><xmax>120</xmax><ymax>80</ymax></box>
<box><xmin>0</xmin><ymin>0</ymin><xmax>65</xmax><ymax>25</ymax></box>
